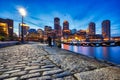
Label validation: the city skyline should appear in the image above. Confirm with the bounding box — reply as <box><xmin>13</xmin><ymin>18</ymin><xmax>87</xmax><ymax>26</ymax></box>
<box><xmin>0</xmin><ymin>0</ymin><xmax>120</xmax><ymax>37</ymax></box>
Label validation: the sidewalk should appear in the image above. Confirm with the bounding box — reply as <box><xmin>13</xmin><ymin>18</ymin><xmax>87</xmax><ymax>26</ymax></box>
<box><xmin>0</xmin><ymin>41</ymin><xmax>19</xmax><ymax>48</ymax></box>
<box><xmin>0</xmin><ymin>43</ymin><xmax>120</xmax><ymax>80</ymax></box>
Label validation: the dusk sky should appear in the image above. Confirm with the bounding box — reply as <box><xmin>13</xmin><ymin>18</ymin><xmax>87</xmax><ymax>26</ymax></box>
<box><xmin>0</xmin><ymin>0</ymin><xmax>120</xmax><ymax>36</ymax></box>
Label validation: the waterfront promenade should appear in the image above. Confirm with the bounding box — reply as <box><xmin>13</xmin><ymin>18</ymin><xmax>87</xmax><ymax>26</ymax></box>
<box><xmin>0</xmin><ymin>41</ymin><xmax>19</xmax><ymax>48</ymax></box>
<box><xmin>0</xmin><ymin>42</ymin><xmax>120</xmax><ymax>80</ymax></box>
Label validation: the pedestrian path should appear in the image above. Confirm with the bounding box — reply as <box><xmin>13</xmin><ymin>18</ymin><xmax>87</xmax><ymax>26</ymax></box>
<box><xmin>0</xmin><ymin>43</ymin><xmax>75</xmax><ymax>80</ymax></box>
<box><xmin>0</xmin><ymin>43</ymin><xmax>120</xmax><ymax>80</ymax></box>
<box><xmin>0</xmin><ymin>41</ymin><xmax>19</xmax><ymax>48</ymax></box>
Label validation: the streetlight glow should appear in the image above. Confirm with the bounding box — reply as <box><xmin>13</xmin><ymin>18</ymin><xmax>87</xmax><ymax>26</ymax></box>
<box><xmin>18</xmin><ymin>8</ymin><xmax>26</xmax><ymax>17</ymax></box>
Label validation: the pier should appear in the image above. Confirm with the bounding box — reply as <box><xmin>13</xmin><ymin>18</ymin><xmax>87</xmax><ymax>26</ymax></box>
<box><xmin>62</xmin><ymin>41</ymin><xmax>120</xmax><ymax>47</ymax></box>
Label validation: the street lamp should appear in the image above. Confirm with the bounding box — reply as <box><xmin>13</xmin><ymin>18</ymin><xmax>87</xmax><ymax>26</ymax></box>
<box><xmin>18</xmin><ymin>7</ymin><xmax>26</xmax><ymax>43</ymax></box>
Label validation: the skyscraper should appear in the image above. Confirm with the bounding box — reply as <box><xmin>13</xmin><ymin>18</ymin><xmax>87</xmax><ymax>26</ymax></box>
<box><xmin>63</xmin><ymin>20</ymin><xmax>70</xmax><ymax>37</ymax></box>
<box><xmin>88</xmin><ymin>22</ymin><xmax>95</xmax><ymax>35</ymax></box>
<box><xmin>54</xmin><ymin>17</ymin><xmax>60</xmax><ymax>30</ymax></box>
<box><xmin>102</xmin><ymin>20</ymin><xmax>111</xmax><ymax>40</ymax></box>
<box><xmin>54</xmin><ymin>17</ymin><xmax>61</xmax><ymax>38</ymax></box>
<box><xmin>63</xmin><ymin>20</ymin><xmax>69</xmax><ymax>30</ymax></box>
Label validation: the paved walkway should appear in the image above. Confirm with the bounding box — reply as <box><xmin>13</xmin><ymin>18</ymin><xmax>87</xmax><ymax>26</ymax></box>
<box><xmin>0</xmin><ymin>42</ymin><xmax>120</xmax><ymax>80</ymax></box>
<box><xmin>0</xmin><ymin>41</ymin><xmax>19</xmax><ymax>48</ymax></box>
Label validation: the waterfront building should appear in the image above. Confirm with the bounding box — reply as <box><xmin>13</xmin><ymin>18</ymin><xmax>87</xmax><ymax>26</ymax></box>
<box><xmin>28</xmin><ymin>29</ymin><xmax>38</xmax><ymax>41</ymax></box>
<box><xmin>54</xmin><ymin>17</ymin><xmax>60</xmax><ymax>30</ymax></box>
<box><xmin>102</xmin><ymin>20</ymin><xmax>111</xmax><ymax>40</ymax></box>
<box><xmin>77</xmin><ymin>30</ymin><xmax>86</xmax><ymax>35</ymax></box>
<box><xmin>0</xmin><ymin>22</ymin><xmax>8</xmax><ymax>36</ymax></box>
<box><xmin>63</xmin><ymin>20</ymin><xmax>70</xmax><ymax>37</ymax></box>
<box><xmin>88</xmin><ymin>34</ymin><xmax>103</xmax><ymax>42</ymax></box>
<box><xmin>44</xmin><ymin>26</ymin><xmax>52</xmax><ymax>36</ymax></box>
<box><xmin>54</xmin><ymin>17</ymin><xmax>62</xmax><ymax>39</ymax></box>
<box><xmin>63</xmin><ymin>20</ymin><xmax>69</xmax><ymax>30</ymax></box>
<box><xmin>76</xmin><ymin>30</ymin><xmax>87</xmax><ymax>41</ymax></box>
<box><xmin>37</xmin><ymin>29</ymin><xmax>44</xmax><ymax>41</ymax></box>
<box><xmin>88</xmin><ymin>22</ymin><xmax>96</xmax><ymax>35</ymax></box>
<box><xmin>0</xmin><ymin>18</ymin><xmax>13</xmax><ymax>39</ymax></box>
<box><xmin>111</xmin><ymin>36</ymin><xmax>120</xmax><ymax>41</ymax></box>
<box><xmin>44</xmin><ymin>26</ymin><xmax>53</xmax><ymax>41</ymax></box>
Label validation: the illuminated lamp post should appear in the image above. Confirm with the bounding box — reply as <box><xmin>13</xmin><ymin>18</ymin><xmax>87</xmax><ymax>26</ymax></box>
<box><xmin>18</xmin><ymin>7</ymin><xmax>26</xmax><ymax>43</ymax></box>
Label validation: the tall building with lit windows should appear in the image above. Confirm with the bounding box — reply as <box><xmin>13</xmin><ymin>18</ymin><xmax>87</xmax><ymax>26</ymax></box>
<box><xmin>102</xmin><ymin>20</ymin><xmax>111</xmax><ymax>40</ymax></box>
<box><xmin>63</xmin><ymin>20</ymin><xmax>70</xmax><ymax>37</ymax></box>
<box><xmin>88</xmin><ymin>22</ymin><xmax>95</xmax><ymax>35</ymax></box>
<box><xmin>54</xmin><ymin>17</ymin><xmax>61</xmax><ymax>38</ymax></box>
<box><xmin>0</xmin><ymin>18</ymin><xmax>13</xmax><ymax>38</ymax></box>
<box><xmin>63</xmin><ymin>20</ymin><xmax>69</xmax><ymax>30</ymax></box>
<box><xmin>54</xmin><ymin>17</ymin><xmax>60</xmax><ymax>30</ymax></box>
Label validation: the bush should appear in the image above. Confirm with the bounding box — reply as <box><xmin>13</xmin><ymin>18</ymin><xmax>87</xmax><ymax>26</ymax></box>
<box><xmin>0</xmin><ymin>36</ymin><xmax>5</xmax><ymax>41</ymax></box>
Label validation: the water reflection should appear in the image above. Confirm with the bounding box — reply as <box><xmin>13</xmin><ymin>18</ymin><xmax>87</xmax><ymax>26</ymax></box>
<box><xmin>95</xmin><ymin>47</ymin><xmax>104</xmax><ymax>60</ymax></box>
<box><xmin>62</xmin><ymin>44</ymin><xmax>69</xmax><ymax>50</ymax></box>
<box><xmin>62</xmin><ymin>44</ymin><xmax>120</xmax><ymax>64</ymax></box>
<box><xmin>102</xmin><ymin>47</ymin><xmax>110</xmax><ymax>60</ymax></box>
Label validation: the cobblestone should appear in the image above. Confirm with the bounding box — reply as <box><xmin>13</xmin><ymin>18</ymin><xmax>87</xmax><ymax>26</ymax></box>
<box><xmin>53</xmin><ymin>78</ymin><xmax>64</xmax><ymax>80</ymax></box>
<box><xmin>53</xmin><ymin>71</ymin><xmax>71</xmax><ymax>78</ymax></box>
<box><xmin>64</xmin><ymin>76</ymin><xmax>76</xmax><ymax>80</ymax></box>
<box><xmin>29</xmin><ymin>68</ymin><xmax>56</xmax><ymax>73</ymax></box>
<box><xmin>37</xmin><ymin>76</ymin><xmax>52</xmax><ymax>80</ymax></box>
<box><xmin>0</xmin><ymin>74</ymin><xmax>9</xmax><ymax>79</ymax></box>
<box><xmin>4</xmin><ymin>77</ymin><xmax>18</xmax><ymax>80</ymax></box>
<box><xmin>10</xmin><ymin>71</ymin><xmax>27</xmax><ymax>77</ymax></box>
<box><xmin>0</xmin><ymin>42</ymin><xmax>119</xmax><ymax>80</ymax></box>
<box><xmin>0</xmin><ymin>68</ymin><xmax>13</xmax><ymax>72</ymax></box>
<box><xmin>25</xmin><ymin>66</ymin><xmax>40</xmax><ymax>70</ymax></box>
<box><xmin>20</xmin><ymin>72</ymin><xmax>40</xmax><ymax>79</ymax></box>
<box><xmin>14</xmin><ymin>64</ymin><xmax>26</xmax><ymax>67</ymax></box>
<box><xmin>28</xmin><ymin>76</ymin><xmax>52</xmax><ymax>80</ymax></box>
<box><xmin>42</xmin><ymin>69</ymin><xmax>63</xmax><ymax>76</ymax></box>
<box><xmin>41</xmin><ymin>64</ymin><xmax>56</xmax><ymax>68</ymax></box>
<box><xmin>4</xmin><ymin>69</ymin><xmax>21</xmax><ymax>74</ymax></box>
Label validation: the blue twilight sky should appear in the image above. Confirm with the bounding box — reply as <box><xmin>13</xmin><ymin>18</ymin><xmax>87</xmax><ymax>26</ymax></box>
<box><xmin>0</xmin><ymin>0</ymin><xmax>120</xmax><ymax>36</ymax></box>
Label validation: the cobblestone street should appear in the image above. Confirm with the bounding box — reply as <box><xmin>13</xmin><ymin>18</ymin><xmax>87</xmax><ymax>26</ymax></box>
<box><xmin>0</xmin><ymin>42</ymin><xmax>120</xmax><ymax>80</ymax></box>
<box><xmin>0</xmin><ymin>43</ymin><xmax>76</xmax><ymax>80</ymax></box>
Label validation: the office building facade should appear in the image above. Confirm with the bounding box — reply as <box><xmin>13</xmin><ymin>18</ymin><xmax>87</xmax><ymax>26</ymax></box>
<box><xmin>54</xmin><ymin>17</ymin><xmax>61</xmax><ymax>39</ymax></box>
<box><xmin>88</xmin><ymin>22</ymin><xmax>95</xmax><ymax>35</ymax></box>
<box><xmin>63</xmin><ymin>20</ymin><xmax>70</xmax><ymax>37</ymax></box>
<box><xmin>102</xmin><ymin>20</ymin><xmax>111</xmax><ymax>40</ymax></box>
<box><xmin>0</xmin><ymin>18</ymin><xmax>13</xmax><ymax>38</ymax></box>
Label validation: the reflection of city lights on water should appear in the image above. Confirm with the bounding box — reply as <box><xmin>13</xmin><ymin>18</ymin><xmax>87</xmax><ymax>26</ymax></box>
<box><xmin>74</xmin><ymin>46</ymin><xmax>78</xmax><ymax>52</ymax></box>
<box><xmin>62</xmin><ymin>44</ymin><xmax>120</xmax><ymax>64</ymax></box>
